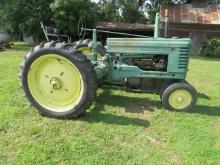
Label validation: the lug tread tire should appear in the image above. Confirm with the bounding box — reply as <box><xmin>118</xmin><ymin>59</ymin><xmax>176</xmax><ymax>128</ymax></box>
<box><xmin>159</xmin><ymin>80</ymin><xmax>179</xmax><ymax>100</ymax></box>
<box><xmin>19</xmin><ymin>41</ymin><xmax>98</xmax><ymax>119</ymax></box>
<box><xmin>75</xmin><ymin>39</ymin><xmax>106</xmax><ymax>56</ymax></box>
<box><xmin>161</xmin><ymin>82</ymin><xmax>197</xmax><ymax>111</ymax></box>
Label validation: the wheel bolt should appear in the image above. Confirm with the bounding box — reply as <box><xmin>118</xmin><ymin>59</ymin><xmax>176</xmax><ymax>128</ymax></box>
<box><xmin>60</xmin><ymin>72</ymin><xmax>64</xmax><ymax>76</ymax></box>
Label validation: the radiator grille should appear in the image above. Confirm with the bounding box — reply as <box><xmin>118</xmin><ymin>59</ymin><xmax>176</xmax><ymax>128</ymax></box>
<box><xmin>178</xmin><ymin>48</ymin><xmax>189</xmax><ymax>69</ymax></box>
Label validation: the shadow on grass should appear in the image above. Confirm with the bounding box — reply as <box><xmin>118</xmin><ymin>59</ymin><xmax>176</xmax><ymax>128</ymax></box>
<box><xmin>83</xmin><ymin>111</ymin><xmax>150</xmax><ymax>127</ymax></box>
<box><xmin>81</xmin><ymin>88</ymin><xmax>220</xmax><ymax>125</ymax></box>
<box><xmin>81</xmin><ymin>89</ymin><xmax>151</xmax><ymax>127</ymax></box>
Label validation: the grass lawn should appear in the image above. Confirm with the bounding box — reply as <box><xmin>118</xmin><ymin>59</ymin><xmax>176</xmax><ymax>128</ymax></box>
<box><xmin>0</xmin><ymin>43</ymin><xmax>220</xmax><ymax>165</ymax></box>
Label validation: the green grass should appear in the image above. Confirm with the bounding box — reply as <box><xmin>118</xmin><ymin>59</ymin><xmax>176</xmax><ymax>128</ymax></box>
<box><xmin>0</xmin><ymin>43</ymin><xmax>220</xmax><ymax>165</ymax></box>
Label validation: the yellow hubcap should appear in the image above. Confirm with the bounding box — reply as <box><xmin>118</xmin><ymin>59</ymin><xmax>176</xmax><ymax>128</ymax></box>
<box><xmin>27</xmin><ymin>54</ymin><xmax>84</xmax><ymax>112</ymax></box>
<box><xmin>168</xmin><ymin>89</ymin><xmax>192</xmax><ymax>110</ymax></box>
<box><xmin>50</xmin><ymin>77</ymin><xmax>62</xmax><ymax>90</ymax></box>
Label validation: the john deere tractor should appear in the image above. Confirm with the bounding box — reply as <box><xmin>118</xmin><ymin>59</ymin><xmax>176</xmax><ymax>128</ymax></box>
<box><xmin>19</xmin><ymin>13</ymin><xmax>197</xmax><ymax>119</ymax></box>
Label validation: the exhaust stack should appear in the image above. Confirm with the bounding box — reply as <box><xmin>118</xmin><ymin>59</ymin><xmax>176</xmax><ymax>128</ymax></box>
<box><xmin>164</xmin><ymin>8</ymin><xmax>169</xmax><ymax>38</ymax></box>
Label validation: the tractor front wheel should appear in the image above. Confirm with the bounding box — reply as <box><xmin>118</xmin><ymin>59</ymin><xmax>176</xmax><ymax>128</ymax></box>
<box><xmin>19</xmin><ymin>41</ymin><xmax>97</xmax><ymax>119</ymax></box>
<box><xmin>161</xmin><ymin>82</ymin><xmax>197</xmax><ymax>111</ymax></box>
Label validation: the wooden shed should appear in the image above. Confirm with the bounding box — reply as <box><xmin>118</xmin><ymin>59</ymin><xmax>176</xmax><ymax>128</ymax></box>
<box><xmin>96</xmin><ymin>22</ymin><xmax>154</xmax><ymax>43</ymax></box>
<box><xmin>160</xmin><ymin>0</ymin><xmax>220</xmax><ymax>53</ymax></box>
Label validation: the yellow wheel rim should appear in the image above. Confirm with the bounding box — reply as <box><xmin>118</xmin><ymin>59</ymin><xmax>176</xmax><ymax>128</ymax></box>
<box><xmin>27</xmin><ymin>54</ymin><xmax>84</xmax><ymax>112</ymax></box>
<box><xmin>78</xmin><ymin>47</ymin><xmax>102</xmax><ymax>58</ymax></box>
<box><xmin>78</xmin><ymin>47</ymin><xmax>92</xmax><ymax>56</ymax></box>
<box><xmin>168</xmin><ymin>89</ymin><xmax>192</xmax><ymax>110</ymax></box>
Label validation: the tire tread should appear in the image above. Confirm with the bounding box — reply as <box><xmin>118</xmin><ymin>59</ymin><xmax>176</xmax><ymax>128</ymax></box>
<box><xmin>19</xmin><ymin>41</ymin><xmax>98</xmax><ymax>119</ymax></box>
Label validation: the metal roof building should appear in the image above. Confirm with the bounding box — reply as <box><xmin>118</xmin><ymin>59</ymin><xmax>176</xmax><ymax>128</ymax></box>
<box><xmin>160</xmin><ymin>2</ymin><xmax>220</xmax><ymax>53</ymax></box>
<box><xmin>161</xmin><ymin>4</ymin><xmax>220</xmax><ymax>24</ymax></box>
<box><xmin>96</xmin><ymin>22</ymin><xmax>154</xmax><ymax>43</ymax></box>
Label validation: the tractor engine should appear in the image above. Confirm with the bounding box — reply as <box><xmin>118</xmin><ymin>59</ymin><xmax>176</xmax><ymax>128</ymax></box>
<box><xmin>123</xmin><ymin>55</ymin><xmax>167</xmax><ymax>71</ymax></box>
<box><xmin>123</xmin><ymin>55</ymin><xmax>168</xmax><ymax>92</ymax></box>
<box><xmin>126</xmin><ymin>77</ymin><xmax>167</xmax><ymax>93</ymax></box>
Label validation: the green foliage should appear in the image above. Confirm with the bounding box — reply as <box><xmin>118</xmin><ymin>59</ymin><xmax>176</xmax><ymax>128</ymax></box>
<box><xmin>118</xmin><ymin>0</ymin><xmax>147</xmax><ymax>23</ymax></box>
<box><xmin>201</xmin><ymin>38</ymin><xmax>220</xmax><ymax>58</ymax></box>
<box><xmin>0</xmin><ymin>0</ymin><xmax>53</xmax><ymax>40</ymax></box>
<box><xmin>50</xmin><ymin>0</ymin><xmax>96</xmax><ymax>33</ymax></box>
<box><xmin>0</xmin><ymin>0</ymin><xmax>16</xmax><ymax>33</ymax></box>
<box><xmin>1</xmin><ymin>0</ymin><xmax>214</xmax><ymax>40</ymax></box>
<box><xmin>97</xmin><ymin>0</ymin><xmax>191</xmax><ymax>24</ymax></box>
<box><xmin>96</xmin><ymin>0</ymin><xmax>121</xmax><ymax>22</ymax></box>
<box><xmin>96</xmin><ymin>0</ymin><xmax>147</xmax><ymax>23</ymax></box>
<box><xmin>0</xmin><ymin>0</ymin><xmax>95</xmax><ymax>39</ymax></box>
<box><xmin>147</xmin><ymin>8</ymin><xmax>158</xmax><ymax>23</ymax></box>
<box><xmin>214</xmin><ymin>46</ymin><xmax>220</xmax><ymax>58</ymax></box>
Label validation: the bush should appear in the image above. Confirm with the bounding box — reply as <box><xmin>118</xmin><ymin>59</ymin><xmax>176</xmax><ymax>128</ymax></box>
<box><xmin>214</xmin><ymin>46</ymin><xmax>220</xmax><ymax>58</ymax></box>
<box><xmin>201</xmin><ymin>38</ymin><xmax>220</xmax><ymax>58</ymax></box>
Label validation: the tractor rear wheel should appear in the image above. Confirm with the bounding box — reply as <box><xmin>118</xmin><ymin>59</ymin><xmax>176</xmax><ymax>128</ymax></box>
<box><xmin>161</xmin><ymin>82</ymin><xmax>197</xmax><ymax>111</ymax></box>
<box><xmin>75</xmin><ymin>39</ymin><xmax>106</xmax><ymax>57</ymax></box>
<box><xmin>19</xmin><ymin>41</ymin><xmax>97</xmax><ymax>119</ymax></box>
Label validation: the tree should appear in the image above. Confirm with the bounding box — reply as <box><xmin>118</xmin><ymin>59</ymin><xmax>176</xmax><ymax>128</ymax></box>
<box><xmin>1</xmin><ymin>0</ymin><xmax>219</xmax><ymax>41</ymax></box>
<box><xmin>0</xmin><ymin>0</ymin><xmax>97</xmax><ymax>40</ymax></box>
<box><xmin>92</xmin><ymin>0</ymin><xmax>122</xmax><ymax>22</ymax></box>
<box><xmin>118</xmin><ymin>0</ymin><xmax>147</xmax><ymax>23</ymax></box>
<box><xmin>0</xmin><ymin>0</ymin><xmax>53</xmax><ymax>40</ymax></box>
<box><xmin>96</xmin><ymin>0</ymin><xmax>147</xmax><ymax>23</ymax></box>
<box><xmin>50</xmin><ymin>0</ymin><xmax>96</xmax><ymax>34</ymax></box>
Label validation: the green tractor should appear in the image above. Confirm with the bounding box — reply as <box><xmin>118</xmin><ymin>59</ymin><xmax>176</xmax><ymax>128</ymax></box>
<box><xmin>19</xmin><ymin>13</ymin><xmax>197</xmax><ymax>119</ymax></box>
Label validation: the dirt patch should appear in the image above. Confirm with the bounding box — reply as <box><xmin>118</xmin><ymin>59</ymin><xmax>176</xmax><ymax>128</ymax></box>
<box><xmin>167</xmin><ymin>153</ymin><xmax>182</xmax><ymax>164</ymax></box>
<box><xmin>146</xmin><ymin>136</ymin><xmax>157</xmax><ymax>144</ymax></box>
<box><xmin>125</xmin><ymin>101</ymin><xmax>158</xmax><ymax>114</ymax></box>
<box><xmin>213</xmin><ymin>121</ymin><xmax>220</xmax><ymax>132</ymax></box>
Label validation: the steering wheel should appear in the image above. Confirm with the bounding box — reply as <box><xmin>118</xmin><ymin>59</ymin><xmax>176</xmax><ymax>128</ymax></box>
<box><xmin>78</xmin><ymin>17</ymin><xmax>86</xmax><ymax>39</ymax></box>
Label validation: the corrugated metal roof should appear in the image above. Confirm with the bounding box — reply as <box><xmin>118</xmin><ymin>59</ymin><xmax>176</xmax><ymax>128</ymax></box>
<box><xmin>96</xmin><ymin>22</ymin><xmax>154</xmax><ymax>31</ymax></box>
<box><xmin>160</xmin><ymin>4</ymin><xmax>220</xmax><ymax>24</ymax></box>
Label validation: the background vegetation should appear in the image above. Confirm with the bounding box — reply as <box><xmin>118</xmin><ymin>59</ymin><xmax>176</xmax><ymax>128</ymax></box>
<box><xmin>0</xmin><ymin>0</ymin><xmax>219</xmax><ymax>44</ymax></box>
<box><xmin>1</xmin><ymin>0</ymin><xmax>219</xmax><ymax>41</ymax></box>
<box><xmin>201</xmin><ymin>38</ymin><xmax>220</xmax><ymax>58</ymax></box>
